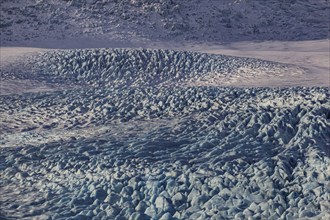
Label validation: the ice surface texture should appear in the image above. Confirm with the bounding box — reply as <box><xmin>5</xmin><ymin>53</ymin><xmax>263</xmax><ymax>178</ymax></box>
<box><xmin>0</xmin><ymin>48</ymin><xmax>329</xmax><ymax>219</ymax></box>
<box><xmin>1</xmin><ymin>86</ymin><xmax>329</xmax><ymax>219</ymax></box>
<box><xmin>1</xmin><ymin>48</ymin><xmax>294</xmax><ymax>88</ymax></box>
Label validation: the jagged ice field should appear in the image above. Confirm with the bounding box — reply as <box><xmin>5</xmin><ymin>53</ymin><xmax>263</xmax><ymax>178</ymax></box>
<box><xmin>0</xmin><ymin>48</ymin><xmax>329</xmax><ymax>220</ymax></box>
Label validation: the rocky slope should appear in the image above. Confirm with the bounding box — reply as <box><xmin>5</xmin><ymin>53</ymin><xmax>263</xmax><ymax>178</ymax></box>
<box><xmin>1</xmin><ymin>0</ymin><xmax>329</xmax><ymax>45</ymax></box>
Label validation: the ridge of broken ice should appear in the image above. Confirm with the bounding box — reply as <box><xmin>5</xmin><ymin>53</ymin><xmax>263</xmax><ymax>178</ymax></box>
<box><xmin>1</xmin><ymin>48</ymin><xmax>299</xmax><ymax>89</ymax></box>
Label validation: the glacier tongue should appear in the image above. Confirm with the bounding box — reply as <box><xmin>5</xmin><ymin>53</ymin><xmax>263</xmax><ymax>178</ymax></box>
<box><xmin>1</xmin><ymin>82</ymin><xmax>329</xmax><ymax>219</ymax></box>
